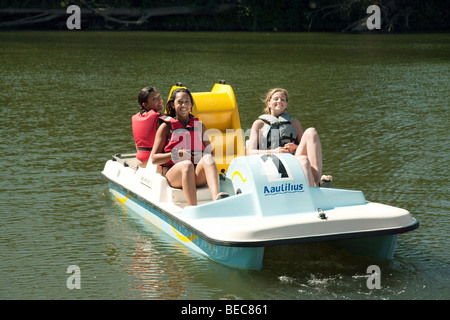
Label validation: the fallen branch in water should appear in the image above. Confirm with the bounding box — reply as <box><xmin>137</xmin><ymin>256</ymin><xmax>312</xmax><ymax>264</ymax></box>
<box><xmin>0</xmin><ymin>4</ymin><xmax>236</xmax><ymax>29</ymax></box>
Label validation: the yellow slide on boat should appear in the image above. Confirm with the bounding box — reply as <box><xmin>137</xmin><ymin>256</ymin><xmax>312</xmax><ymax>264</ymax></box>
<box><xmin>167</xmin><ymin>81</ymin><xmax>245</xmax><ymax>173</ymax></box>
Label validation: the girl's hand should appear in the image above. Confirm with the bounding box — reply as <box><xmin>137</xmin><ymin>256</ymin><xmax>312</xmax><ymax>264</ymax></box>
<box><xmin>273</xmin><ymin>146</ymin><xmax>290</xmax><ymax>153</ymax></box>
<box><xmin>284</xmin><ymin>143</ymin><xmax>298</xmax><ymax>153</ymax></box>
<box><xmin>171</xmin><ymin>148</ymin><xmax>191</xmax><ymax>163</ymax></box>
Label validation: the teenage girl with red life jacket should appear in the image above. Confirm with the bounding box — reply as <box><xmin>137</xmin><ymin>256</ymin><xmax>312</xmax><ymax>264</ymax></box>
<box><xmin>132</xmin><ymin>87</ymin><xmax>164</xmax><ymax>168</ymax></box>
<box><xmin>151</xmin><ymin>88</ymin><xmax>228</xmax><ymax>206</ymax></box>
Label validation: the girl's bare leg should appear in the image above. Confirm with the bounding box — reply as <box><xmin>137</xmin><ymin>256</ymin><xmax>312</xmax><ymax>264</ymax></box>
<box><xmin>195</xmin><ymin>154</ymin><xmax>220</xmax><ymax>200</ymax></box>
<box><xmin>165</xmin><ymin>160</ymin><xmax>198</xmax><ymax>205</ymax></box>
<box><xmin>295</xmin><ymin>127</ymin><xmax>323</xmax><ymax>187</ymax></box>
<box><xmin>295</xmin><ymin>155</ymin><xmax>315</xmax><ymax>187</ymax></box>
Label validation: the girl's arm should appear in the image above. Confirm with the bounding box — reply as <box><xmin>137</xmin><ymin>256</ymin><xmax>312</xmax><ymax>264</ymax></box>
<box><xmin>247</xmin><ymin>119</ymin><xmax>289</xmax><ymax>155</ymax></box>
<box><xmin>151</xmin><ymin>123</ymin><xmax>172</xmax><ymax>165</ymax></box>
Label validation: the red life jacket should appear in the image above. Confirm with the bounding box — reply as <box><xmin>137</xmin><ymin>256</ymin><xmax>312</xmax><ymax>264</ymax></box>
<box><xmin>132</xmin><ymin>109</ymin><xmax>159</xmax><ymax>162</ymax></box>
<box><xmin>161</xmin><ymin>115</ymin><xmax>205</xmax><ymax>166</ymax></box>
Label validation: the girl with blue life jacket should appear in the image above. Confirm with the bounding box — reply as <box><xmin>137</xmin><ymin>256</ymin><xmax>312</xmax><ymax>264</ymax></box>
<box><xmin>151</xmin><ymin>88</ymin><xmax>228</xmax><ymax>206</ymax></box>
<box><xmin>247</xmin><ymin>88</ymin><xmax>332</xmax><ymax>187</ymax></box>
<box><xmin>132</xmin><ymin>87</ymin><xmax>164</xmax><ymax>168</ymax></box>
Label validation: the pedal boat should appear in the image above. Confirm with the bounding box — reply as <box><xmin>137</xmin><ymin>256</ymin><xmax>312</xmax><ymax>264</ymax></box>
<box><xmin>101</xmin><ymin>82</ymin><xmax>419</xmax><ymax>270</ymax></box>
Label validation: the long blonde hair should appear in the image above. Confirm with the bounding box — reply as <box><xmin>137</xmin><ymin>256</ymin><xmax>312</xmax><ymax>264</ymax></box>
<box><xmin>262</xmin><ymin>88</ymin><xmax>289</xmax><ymax>114</ymax></box>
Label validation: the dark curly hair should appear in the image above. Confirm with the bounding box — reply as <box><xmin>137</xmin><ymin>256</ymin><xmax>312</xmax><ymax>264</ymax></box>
<box><xmin>164</xmin><ymin>88</ymin><xmax>195</xmax><ymax>117</ymax></box>
<box><xmin>137</xmin><ymin>86</ymin><xmax>158</xmax><ymax>114</ymax></box>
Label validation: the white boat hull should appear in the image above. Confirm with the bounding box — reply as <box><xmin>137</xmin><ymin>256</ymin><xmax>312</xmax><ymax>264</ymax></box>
<box><xmin>101</xmin><ymin>153</ymin><xmax>418</xmax><ymax>270</ymax></box>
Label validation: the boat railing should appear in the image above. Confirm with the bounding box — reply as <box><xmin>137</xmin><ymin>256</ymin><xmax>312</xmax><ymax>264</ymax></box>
<box><xmin>111</xmin><ymin>153</ymin><xmax>139</xmax><ymax>171</ymax></box>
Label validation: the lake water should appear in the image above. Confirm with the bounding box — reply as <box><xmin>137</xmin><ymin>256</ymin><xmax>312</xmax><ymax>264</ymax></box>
<box><xmin>0</xmin><ymin>31</ymin><xmax>449</xmax><ymax>301</ymax></box>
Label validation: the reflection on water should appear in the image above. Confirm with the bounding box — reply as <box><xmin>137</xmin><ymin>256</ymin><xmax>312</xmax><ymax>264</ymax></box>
<box><xmin>0</xmin><ymin>31</ymin><xmax>448</xmax><ymax>299</ymax></box>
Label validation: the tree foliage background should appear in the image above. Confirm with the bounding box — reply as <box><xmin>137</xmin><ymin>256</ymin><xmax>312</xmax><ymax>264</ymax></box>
<box><xmin>0</xmin><ymin>0</ymin><xmax>449</xmax><ymax>32</ymax></box>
